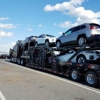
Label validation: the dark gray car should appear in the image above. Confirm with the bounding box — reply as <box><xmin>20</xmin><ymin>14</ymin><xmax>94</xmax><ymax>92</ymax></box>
<box><xmin>56</xmin><ymin>23</ymin><xmax>100</xmax><ymax>48</ymax></box>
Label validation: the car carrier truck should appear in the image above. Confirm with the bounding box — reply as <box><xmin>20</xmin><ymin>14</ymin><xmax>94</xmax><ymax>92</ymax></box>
<box><xmin>10</xmin><ymin>36</ymin><xmax>100</xmax><ymax>87</ymax></box>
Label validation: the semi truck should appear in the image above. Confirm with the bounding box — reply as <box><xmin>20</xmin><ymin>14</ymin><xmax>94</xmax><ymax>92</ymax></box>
<box><xmin>9</xmin><ymin>36</ymin><xmax>100</xmax><ymax>87</ymax></box>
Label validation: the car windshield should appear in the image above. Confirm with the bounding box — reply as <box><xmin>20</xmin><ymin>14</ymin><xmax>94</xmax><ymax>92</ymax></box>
<box><xmin>46</xmin><ymin>34</ymin><xmax>55</xmax><ymax>37</ymax></box>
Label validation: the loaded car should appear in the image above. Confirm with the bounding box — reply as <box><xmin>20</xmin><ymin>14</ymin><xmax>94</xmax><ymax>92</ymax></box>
<box><xmin>57</xmin><ymin>49</ymin><xmax>100</xmax><ymax>66</ymax></box>
<box><xmin>35</xmin><ymin>34</ymin><xmax>56</xmax><ymax>46</ymax></box>
<box><xmin>56</xmin><ymin>23</ymin><xmax>100</xmax><ymax>48</ymax></box>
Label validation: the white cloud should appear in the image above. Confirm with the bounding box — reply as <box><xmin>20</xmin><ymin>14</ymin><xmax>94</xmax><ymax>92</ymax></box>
<box><xmin>0</xmin><ymin>17</ymin><xmax>9</xmax><ymax>21</ymax></box>
<box><xmin>0</xmin><ymin>30</ymin><xmax>13</xmax><ymax>38</ymax></box>
<box><xmin>0</xmin><ymin>23</ymin><xmax>16</xmax><ymax>29</ymax></box>
<box><xmin>38</xmin><ymin>24</ymin><xmax>42</xmax><ymax>27</ymax></box>
<box><xmin>27</xmin><ymin>28</ymin><xmax>32</xmax><ymax>31</ymax></box>
<box><xmin>44</xmin><ymin>0</ymin><xmax>100</xmax><ymax>28</ymax></box>
<box><xmin>54</xmin><ymin>21</ymin><xmax>78</xmax><ymax>28</ymax></box>
<box><xmin>58</xmin><ymin>32</ymin><xmax>63</xmax><ymax>35</ymax></box>
<box><xmin>44</xmin><ymin>0</ymin><xmax>84</xmax><ymax>11</ymax></box>
<box><xmin>0</xmin><ymin>42</ymin><xmax>16</xmax><ymax>53</ymax></box>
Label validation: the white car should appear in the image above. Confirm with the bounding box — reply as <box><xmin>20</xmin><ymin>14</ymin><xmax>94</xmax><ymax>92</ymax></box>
<box><xmin>35</xmin><ymin>34</ymin><xmax>56</xmax><ymax>46</ymax></box>
<box><xmin>57</xmin><ymin>49</ymin><xmax>100</xmax><ymax>66</ymax></box>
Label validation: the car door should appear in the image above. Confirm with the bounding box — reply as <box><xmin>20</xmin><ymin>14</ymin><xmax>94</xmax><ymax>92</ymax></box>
<box><xmin>62</xmin><ymin>26</ymin><xmax>81</xmax><ymax>45</ymax></box>
<box><xmin>61</xmin><ymin>28</ymin><xmax>73</xmax><ymax>44</ymax></box>
<box><xmin>58</xmin><ymin>50</ymin><xmax>75</xmax><ymax>62</ymax></box>
<box><xmin>37</xmin><ymin>34</ymin><xmax>46</xmax><ymax>44</ymax></box>
<box><xmin>36</xmin><ymin>35</ymin><xmax>43</xmax><ymax>44</ymax></box>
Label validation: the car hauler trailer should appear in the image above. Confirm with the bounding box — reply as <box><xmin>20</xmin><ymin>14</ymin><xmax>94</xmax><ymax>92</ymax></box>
<box><xmin>10</xmin><ymin>40</ymin><xmax>100</xmax><ymax>87</ymax></box>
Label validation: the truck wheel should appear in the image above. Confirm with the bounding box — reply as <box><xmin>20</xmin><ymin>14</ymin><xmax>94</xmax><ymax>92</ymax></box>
<box><xmin>85</xmin><ymin>71</ymin><xmax>99</xmax><ymax>87</ymax></box>
<box><xmin>70</xmin><ymin>68</ymin><xmax>81</xmax><ymax>81</ymax></box>
<box><xmin>21</xmin><ymin>59</ymin><xmax>24</xmax><ymax>66</ymax></box>
<box><xmin>10</xmin><ymin>58</ymin><xmax>12</xmax><ymax>62</ymax></box>
<box><xmin>17</xmin><ymin>59</ymin><xmax>20</xmax><ymax>65</ymax></box>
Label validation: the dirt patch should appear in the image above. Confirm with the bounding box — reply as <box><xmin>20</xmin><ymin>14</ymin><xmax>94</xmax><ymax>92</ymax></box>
<box><xmin>1</xmin><ymin>68</ymin><xmax>10</xmax><ymax>71</ymax></box>
<box><xmin>7</xmin><ymin>77</ymin><xmax>22</xmax><ymax>82</ymax></box>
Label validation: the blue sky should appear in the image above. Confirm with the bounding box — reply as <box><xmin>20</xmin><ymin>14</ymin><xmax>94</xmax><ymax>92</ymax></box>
<box><xmin>0</xmin><ymin>0</ymin><xmax>100</xmax><ymax>53</ymax></box>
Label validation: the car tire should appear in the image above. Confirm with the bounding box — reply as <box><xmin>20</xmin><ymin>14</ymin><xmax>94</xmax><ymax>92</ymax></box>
<box><xmin>70</xmin><ymin>68</ymin><xmax>81</xmax><ymax>81</ymax></box>
<box><xmin>35</xmin><ymin>42</ymin><xmax>38</xmax><ymax>47</ymax></box>
<box><xmin>85</xmin><ymin>71</ymin><xmax>99</xmax><ymax>87</ymax></box>
<box><xmin>78</xmin><ymin>36</ymin><xmax>86</xmax><ymax>46</ymax></box>
<box><xmin>45</xmin><ymin>40</ymin><xmax>49</xmax><ymax>46</ymax></box>
<box><xmin>77</xmin><ymin>55</ymin><xmax>87</xmax><ymax>63</ymax></box>
<box><xmin>56</xmin><ymin>41</ymin><xmax>61</xmax><ymax>48</ymax></box>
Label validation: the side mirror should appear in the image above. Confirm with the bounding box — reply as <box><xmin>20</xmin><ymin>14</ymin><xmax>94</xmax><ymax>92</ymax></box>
<box><xmin>62</xmin><ymin>33</ymin><xmax>65</xmax><ymax>35</ymax></box>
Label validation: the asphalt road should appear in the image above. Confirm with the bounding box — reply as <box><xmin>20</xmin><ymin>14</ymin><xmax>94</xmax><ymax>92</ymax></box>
<box><xmin>0</xmin><ymin>59</ymin><xmax>100</xmax><ymax>100</ymax></box>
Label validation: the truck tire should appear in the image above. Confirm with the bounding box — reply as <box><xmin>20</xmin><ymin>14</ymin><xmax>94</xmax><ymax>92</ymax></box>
<box><xmin>17</xmin><ymin>58</ymin><xmax>21</xmax><ymax>65</ymax></box>
<box><xmin>21</xmin><ymin>59</ymin><xmax>24</xmax><ymax>66</ymax></box>
<box><xmin>70</xmin><ymin>68</ymin><xmax>81</xmax><ymax>81</ymax></box>
<box><xmin>85</xmin><ymin>71</ymin><xmax>99</xmax><ymax>87</ymax></box>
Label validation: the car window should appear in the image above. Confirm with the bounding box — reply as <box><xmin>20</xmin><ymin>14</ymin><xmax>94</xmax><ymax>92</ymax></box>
<box><xmin>72</xmin><ymin>26</ymin><xmax>81</xmax><ymax>32</ymax></box>
<box><xmin>65</xmin><ymin>29</ymin><xmax>72</xmax><ymax>36</ymax></box>
<box><xmin>81</xmin><ymin>25</ymin><xmax>86</xmax><ymax>29</ymax></box>
<box><xmin>46</xmin><ymin>35</ymin><xmax>55</xmax><ymax>37</ymax></box>
<box><xmin>38</xmin><ymin>35</ymin><xmax>43</xmax><ymax>38</ymax></box>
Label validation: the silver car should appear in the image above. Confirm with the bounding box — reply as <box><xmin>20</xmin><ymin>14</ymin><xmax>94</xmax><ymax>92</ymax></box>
<box><xmin>35</xmin><ymin>34</ymin><xmax>56</xmax><ymax>46</ymax></box>
<box><xmin>56</xmin><ymin>23</ymin><xmax>100</xmax><ymax>48</ymax></box>
<box><xmin>57</xmin><ymin>49</ymin><xmax>100</xmax><ymax>66</ymax></box>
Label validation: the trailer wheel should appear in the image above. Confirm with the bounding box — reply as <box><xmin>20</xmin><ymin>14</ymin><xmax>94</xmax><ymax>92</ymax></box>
<box><xmin>85</xmin><ymin>71</ymin><xmax>99</xmax><ymax>87</ymax></box>
<box><xmin>70</xmin><ymin>68</ymin><xmax>81</xmax><ymax>81</ymax></box>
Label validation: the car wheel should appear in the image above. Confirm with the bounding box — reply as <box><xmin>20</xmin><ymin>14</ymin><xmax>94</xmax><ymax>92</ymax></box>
<box><xmin>56</xmin><ymin>41</ymin><xmax>61</xmax><ymax>48</ymax></box>
<box><xmin>45</xmin><ymin>40</ymin><xmax>49</xmax><ymax>46</ymax></box>
<box><xmin>70</xmin><ymin>68</ymin><xmax>81</xmax><ymax>81</ymax></box>
<box><xmin>35</xmin><ymin>42</ymin><xmax>38</xmax><ymax>47</ymax></box>
<box><xmin>78</xmin><ymin>36</ymin><xmax>86</xmax><ymax>46</ymax></box>
<box><xmin>77</xmin><ymin>55</ymin><xmax>87</xmax><ymax>63</ymax></box>
<box><xmin>85</xmin><ymin>71</ymin><xmax>99</xmax><ymax>87</ymax></box>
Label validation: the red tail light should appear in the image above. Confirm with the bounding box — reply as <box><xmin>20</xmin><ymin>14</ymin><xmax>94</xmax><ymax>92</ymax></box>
<box><xmin>88</xmin><ymin>65</ymin><xmax>95</xmax><ymax>69</ymax></box>
<box><xmin>90</xmin><ymin>26</ymin><xmax>98</xmax><ymax>29</ymax></box>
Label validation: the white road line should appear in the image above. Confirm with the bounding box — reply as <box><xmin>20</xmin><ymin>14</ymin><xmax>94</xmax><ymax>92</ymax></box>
<box><xmin>7</xmin><ymin>61</ymin><xmax>100</xmax><ymax>94</ymax></box>
<box><xmin>0</xmin><ymin>91</ymin><xmax>6</xmax><ymax>100</ymax></box>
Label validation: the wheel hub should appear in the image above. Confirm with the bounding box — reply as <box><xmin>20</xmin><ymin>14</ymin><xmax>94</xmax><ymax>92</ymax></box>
<box><xmin>87</xmin><ymin>74</ymin><xmax>95</xmax><ymax>84</ymax></box>
<box><xmin>72</xmin><ymin>71</ymin><xmax>78</xmax><ymax>79</ymax></box>
<box><xmin>78</xmin><ymin>57</ymin><xmax>85</xmax><ymax>63</ymax></box>
<box><xmin>79</xmin><ymin>38</ymin><xmax>85</xmax><ymax>46</ymax></box>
